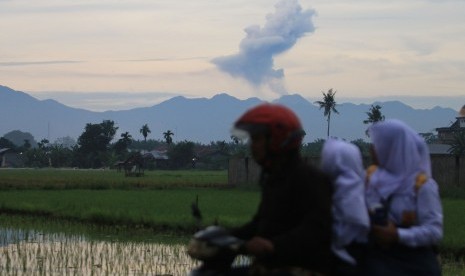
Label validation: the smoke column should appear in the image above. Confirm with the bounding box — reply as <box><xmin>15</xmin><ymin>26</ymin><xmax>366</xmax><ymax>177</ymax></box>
<box><xmin>212</xmin><ymin>0</ymin><xmax>315</xmax><ymax>94</ymax></box>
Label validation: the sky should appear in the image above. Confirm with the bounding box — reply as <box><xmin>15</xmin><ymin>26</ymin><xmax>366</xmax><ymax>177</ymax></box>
<box><xmin>1</xmin><ymin>0</ymin><xmax>464</xmax><ymax>112</ymax></box>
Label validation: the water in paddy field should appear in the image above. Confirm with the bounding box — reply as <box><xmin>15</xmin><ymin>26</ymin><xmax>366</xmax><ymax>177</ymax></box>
<box><xmin>0</xmin><ymin>227</ymin><xmax>197</xmax><ymax>275</ymax></box>
<box><xmin>0</xmin><ymin>226</ymin><xmax>251</xmax><ymax>275</ymax></box>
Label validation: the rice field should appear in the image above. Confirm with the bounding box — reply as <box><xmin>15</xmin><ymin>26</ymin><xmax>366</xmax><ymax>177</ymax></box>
<box><xmin>0</xmin><ymin>227</ymin><xmax>253</xmax><ymax>276</ymax></box>
<box><xmin>0</xmin><ymin>168</ymin><xmax>229</xmax><ymax>190</ymax></box>
<box><xmin>0</xmin><ymin>168</ymin><xmax>464</xmax><ymax>275</ymax></box>
<box><xmin>0</xmin><ymin>188</ymin><xmax>260</xmax><ymax>231</ymax></box>
<box><xmin>0</xmin><ymin>228</ymin><xmax>195</xmax><ymax>275</ymax></box>
<box><xmin>0</xmin><ymin>227</ymin><xmax>462</xmax><ymax>276</ymax></box>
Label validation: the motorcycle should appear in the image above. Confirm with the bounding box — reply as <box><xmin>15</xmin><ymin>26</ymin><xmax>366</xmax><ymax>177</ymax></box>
<box><xmin>187</xmin><ymin>225</ymin><xmax>245</xmax><ymax>276</ymax></box>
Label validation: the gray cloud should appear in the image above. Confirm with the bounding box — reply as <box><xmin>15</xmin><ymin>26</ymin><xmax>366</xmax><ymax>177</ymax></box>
<box><xmin>0</xmin><ymin>60</ymin><xmax>81</xmax><ymax>66</ymax></box>
<box><xmin>212</xmin><ymin>0</ymin><xmax>315</xmax><ymax>94</ymax></box>
<box><xmin>121</xmin><ymin>56</ymin><xmax>209</xmax><ymax>62</ymax></box>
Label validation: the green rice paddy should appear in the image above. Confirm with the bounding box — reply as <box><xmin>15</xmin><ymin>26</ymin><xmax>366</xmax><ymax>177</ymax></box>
<box><xmin>0</xmin><ymin>168</ymin><xmax>464</xmax><ymax>275</ymax></box>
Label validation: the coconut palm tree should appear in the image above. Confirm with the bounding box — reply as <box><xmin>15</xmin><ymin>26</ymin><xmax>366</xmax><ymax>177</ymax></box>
<box><xmin>139</xmin><ymin>124</ymin><xmax>151</xmax><ymax>142</ymax></box>
<box><xmin>163</xmin><ymin>130</ymin><xmax>174</xmax><ymax>145</ymax></box>
<box><xmin>364</xmin><ymin>105</ymin><xmax>385</xmax><ymax>124</ymax></box>
<box><xmin>113</xmin><ymin>131</ymin><xmax>133</xmax><ymax>154</ymax></box>
<box><xmin>315</xmin><ymin>88</ymin><xmax>339</xmax><ymax>137</ymax></box>
<box><xmin>120</xmin><ymin>131</ymin><xmax>133</xmax><ymax>145</ymax></box>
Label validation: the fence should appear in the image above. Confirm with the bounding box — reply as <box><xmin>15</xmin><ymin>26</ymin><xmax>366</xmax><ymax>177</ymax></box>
<box><xmin>228</xmin><ymin>156</ymin><xmax>322</xmax><ymax>187</ymax></box>
<box><xmin>430</xmin><ymin>155</ymin><xmax>465</xmax><ymax>188</ymax></box>
<box><xmin>228</xmin><ymin>155</ymin><xmax>465</xmax><ymax>188</ymax></box>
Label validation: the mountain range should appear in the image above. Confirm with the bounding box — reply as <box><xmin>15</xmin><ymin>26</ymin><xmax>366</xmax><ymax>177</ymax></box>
<box><xmin>0</xmin><ymin>85</ymin><xmax>460</xmax><ymax>144</ymax></box>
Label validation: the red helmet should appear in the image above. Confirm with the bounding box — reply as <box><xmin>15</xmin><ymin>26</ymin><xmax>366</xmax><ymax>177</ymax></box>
<box><xmin>233</xmin><ymin>103</ymin><xmax>305</xmax><ymax>153</ymax></box>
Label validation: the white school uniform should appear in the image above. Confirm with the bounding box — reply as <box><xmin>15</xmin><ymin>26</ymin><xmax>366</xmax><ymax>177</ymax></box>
<box><xmin>321</xmin><ymin>138</ymin><xmax>370</xmax><ymax>265</ymax></box>
<box><xmin>365</xmin><ymin>119</ymin><xmax>443</xmax><ymax>247</ymax></box>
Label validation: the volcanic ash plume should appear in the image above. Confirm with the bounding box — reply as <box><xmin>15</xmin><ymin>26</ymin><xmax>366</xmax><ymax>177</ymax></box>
<box><xmin>212</xmin><ymin>0</ymin><xmax>315</xmax><ymax>94</ymax></box>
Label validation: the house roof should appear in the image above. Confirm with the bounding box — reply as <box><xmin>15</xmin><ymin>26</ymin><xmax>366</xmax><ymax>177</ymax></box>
<box><xmin>0</xmin><ymin>148</ymin><xmax>10</xmax><ymax>154</ymax></box>
<box><xmin>436</xmin><ymin>116</ymin><xmax>464</xmax><ymax>132</ymax></box>
<box><xmin>194</xmin><ymin>148</ymin><xmax>230</xmax><ymax>158</ymax></box>
<box><xmin>143</xmin><ymin>150</ymin><xmax>169</xmax><ymax>160</ymax></box>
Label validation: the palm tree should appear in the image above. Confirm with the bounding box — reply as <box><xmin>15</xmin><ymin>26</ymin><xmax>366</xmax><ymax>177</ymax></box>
<box><xmin>140</xmin><ymin>124</ymin><xmax>151</xmax><ymax>142</ymax></box>
<box><xmin>315</xmin><ymin>88</ymin><xmax>339</xmax><ymax>137</ymax></box>
<box><xmin>163</xmin><ymin>130</ymin><xmax>174</xmax><ymax>145</ymax></box>
<box><xmin>113</xmin><ymin>132</ymin><xmax>133</xmax><ymax>154</ymax></box>
<box><xmin>120</xmin><ymin>131</ymin><xmax>133</xmax><ymax>146</ymax></box>
<box><xmin>364</xmin><ymin>105</ymin><xmax>385</xmax><ymax>124</ymax></box>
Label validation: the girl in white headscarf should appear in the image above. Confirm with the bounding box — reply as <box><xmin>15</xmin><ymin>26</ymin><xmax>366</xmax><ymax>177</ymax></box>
<box><xmin>363</xmin><ymin>119</ymin><xmax>443</xmax><ymax>275</ymax></box>
<box><xmin>321</xmin><ymin>138</ymin><xmax>370</xmax><ymax>275</ymax></box>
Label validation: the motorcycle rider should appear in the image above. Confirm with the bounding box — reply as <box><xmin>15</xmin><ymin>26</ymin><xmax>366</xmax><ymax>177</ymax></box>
<box><xmin>227</xmin><ymin>103</ymin><xmax>333</xmax><ymax>275</ymax></box>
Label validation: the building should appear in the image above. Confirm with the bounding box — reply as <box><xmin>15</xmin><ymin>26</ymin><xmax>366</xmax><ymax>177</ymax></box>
<box><xmin>435</xmin><ymin>104</ymin><xmax>465</xmax><ymax>144</ymax></box>
<box><xmin>0</xmin><ymin>148</ymin><xmax>23</xmax><ymax>168</ymax></box>
<box><xmin>0</xmin><ymin>148</ymin><xmax>10</xmax><ymax>167</ymax></box>
<box><xmin>141</xmin><ymin>149</ymin><xmax>169</xmax><ymax>169</ymax></box>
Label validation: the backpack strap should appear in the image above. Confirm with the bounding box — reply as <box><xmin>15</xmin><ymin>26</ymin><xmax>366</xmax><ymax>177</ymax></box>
<box><xmin>400</xmin><ymin>172</ymin><xmax>428</xmax><ymax>227</ymax></box>
<box><xmin>414</xmin><ymin>172</ymin><xmax>428</xmax><ymax>194</ymax></box>
<box><xmin>365</xmin><ymin>165</ymin><xmax>429</xmax><ymax>228</ymax></box>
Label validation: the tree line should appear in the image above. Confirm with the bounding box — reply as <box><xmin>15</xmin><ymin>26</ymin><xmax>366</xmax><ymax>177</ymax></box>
<box><xmin>1</xmin><ymin>90</ymin><xmax>463</xmax><ymax>169</ymax></box>
<box><xmin>315</xmin><ymin>88</ymin><xmax>464</xmax><ymax>156</ymax></box>
<box><xmin>0</xmin><ymin>119</ymin><xmax>373</xmax><ymax>169</ymax></box>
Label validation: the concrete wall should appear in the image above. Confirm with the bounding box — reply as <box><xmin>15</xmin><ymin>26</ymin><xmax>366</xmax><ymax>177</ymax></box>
<box><xmin>228</xmin><ymin>155</ymin><xmax>465</xmax><ymax>188</ymax></box>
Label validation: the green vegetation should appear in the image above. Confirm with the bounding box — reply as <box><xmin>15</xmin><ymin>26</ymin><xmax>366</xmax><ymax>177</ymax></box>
<box><xmin>0</xmin><ymin>168</ymin><xmax>249</xmax><ymax>232</ymax></box>
<box><xmin>1</xmin><ymin>125</ymin><xmax>245</xmax><ymax>169</ymax></box>
<box><xmin>0</xmin><ymin>214</ymin><xmax>188</xmax><ymax>244</ymax></box>
<box><xmin>440</xmin><ymin>186</ymin><xmax>465</xmax><ymax>200</ymax></box>
<box><xmin>442</xmin><ymin>199</ymin><xmax>465</xmax><ymax>253</ymax></box>
<box><xmin>423</xmin><ymin>190</ymin><xmax>465</xmax><ymax>274</ymax></box>
<box><xmin>1</xmin><ymin>187</ymin><xmax>460</xmax><ymax>250</ymax></box>
<box><xmin>0</xmin><ymin>168</ymin><xmax>228</xmax><ymax>189</ymax></box>
<box><xmin>443</xmin><ymin>261</ymin><xmax>465</xmax><ymax>276</ymax></box>
<box><xmin>0</xmin><ymin>189</ymin><xmax>259</xmax><ymax>231</ymax></box>
<box><xmin>0</xmin><ymin>168</ymin><xmax>463</xmax><ymax>274</ymax></box>
<box><xmin>363</xmin><ymin>104</ymin><xmax>385</xmax><ymax>125</ymax></box>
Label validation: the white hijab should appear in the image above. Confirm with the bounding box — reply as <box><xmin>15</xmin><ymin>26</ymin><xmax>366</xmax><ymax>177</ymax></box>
<box><xmin>321</xmin><ymin>138</ymin><xmax>369</xmax><ymax>227</ymax></box>
<box><xmin>367</xmin><ymin>119</ymin><xmax>432</xmax><ymax>199</ymax></box>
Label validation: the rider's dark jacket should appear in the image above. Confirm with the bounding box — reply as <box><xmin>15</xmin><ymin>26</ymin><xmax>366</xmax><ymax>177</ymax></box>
<box><xmin>231</xmin><ymin>153</ymin><xmax>333</xmax><ymax>275</ymax></box>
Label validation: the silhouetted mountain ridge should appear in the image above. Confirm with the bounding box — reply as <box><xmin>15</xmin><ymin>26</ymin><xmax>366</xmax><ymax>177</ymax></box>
<box><xmin>0</xmin><ymin>85</ymin><xmax>458</xmax><ymax>144</ymax></box>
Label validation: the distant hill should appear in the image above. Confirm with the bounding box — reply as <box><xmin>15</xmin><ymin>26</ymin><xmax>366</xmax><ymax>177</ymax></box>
<box><xmin>0</xmin><ymin>85</ymin><xmax>459</xmax><ymax>144</ymax></box>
